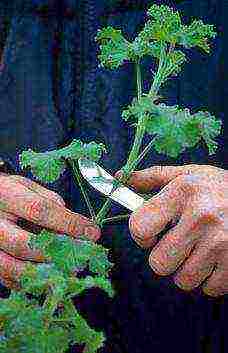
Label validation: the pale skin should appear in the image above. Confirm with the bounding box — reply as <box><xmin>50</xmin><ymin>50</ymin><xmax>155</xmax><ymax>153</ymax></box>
<box><xmin>1</xmin><ymin>164</ymin><xmax>228</xmax><ymax>297</ymax></box>
<box><xmin>118</xmin><ymin>164</ymin><xmax>228</xmax><ymax>297</ymax></box>
<box><xmin>0</xmin><ymin>172</ymin><xmax>100</xmax><ymax>289</ymax></box>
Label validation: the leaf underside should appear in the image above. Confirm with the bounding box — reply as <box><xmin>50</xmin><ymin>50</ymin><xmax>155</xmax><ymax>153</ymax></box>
<box><xmin>0</xmin><ymin>230</ymin><xmax>114</xmax><ymax>353</ymax></box>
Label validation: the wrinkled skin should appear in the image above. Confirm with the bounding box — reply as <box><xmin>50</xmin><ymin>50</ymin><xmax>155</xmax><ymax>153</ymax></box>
<box><xmin>0</xmin><ymin>172</ymin><xmax>100</xmax><ymax>289</ymax></box>
<box><xmin>117</xmin><ymin>164</ymin><xmax>228</xmax><ymax>297</ymax></box>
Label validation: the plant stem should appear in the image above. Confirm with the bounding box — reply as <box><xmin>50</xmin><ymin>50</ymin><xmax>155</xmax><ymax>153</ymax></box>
<box><xmin>136</xmin><ymin>59</ymin><xmax>142</xmax><ymax>100</ymax></box>
<box><xmin>102</xmin><ymin>214</ymin><xmax>130</xmax><ymax>224</ymax></box>
<box><xmin>95</xmin><ymin>48</ymin><xmax>168</xmax><ymax>227</ymax></box>
<box><xmin>149</xmin><ymin>41</ymin><xmax>167</xmax><ymax>96</ymax></box>
<box><xmin>95</xmin><ymin>198</ymin><xmax>113</xmax><ymax>226</ymax></box>
<box><xmin>126</xmin><ymin>135</ymin><xmax>158</xmax><ymax>172</ymax></box>
<box><xmin>124</xmin><ymin>61</ymin><xmax>144</xmax><ymax>171</ymax></box>
<box><xmin>43</xmin><ymin>292</ymin><xmax>60</xmax><ymax>317</ymax></box>
<box><xmin>67</xmin><ymin>159</ymin><xmax>96</xmax><ymax>221</ymax></box>
<box><xmin>95</xmin><ymin>61</ymin><xmax>144</xmax><ymax>226</ymax></box>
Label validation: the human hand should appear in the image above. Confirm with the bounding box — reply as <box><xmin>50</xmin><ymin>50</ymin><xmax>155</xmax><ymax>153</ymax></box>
<box><xmin>117</xmin><ymin>164</ymin><xmax>228</xmax><ymax>297</ymax></box>
<box><xmin>0</xmin><ymin>173</ymin><xmax>100</xmax><ymax>289</ymax></box>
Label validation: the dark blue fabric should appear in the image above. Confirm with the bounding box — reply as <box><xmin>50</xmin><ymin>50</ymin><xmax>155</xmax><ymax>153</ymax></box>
<box><xmin>0</xmin><ymin>1</ymin><xmax>227</xmax><ymax>352</ymax></box>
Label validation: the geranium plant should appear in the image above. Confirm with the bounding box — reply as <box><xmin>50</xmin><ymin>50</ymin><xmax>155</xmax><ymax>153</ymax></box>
<box><xmin>0</xmin><ymin>4</ymin><xmax>222</xmax><ymax>353</ymax></box>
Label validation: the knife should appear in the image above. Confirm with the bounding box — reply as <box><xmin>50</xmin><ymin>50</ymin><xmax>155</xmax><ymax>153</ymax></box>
<box><xmin>78</xmin><ymin>158</ymin><xmax>145</xmax><ymax>212</ymax></box>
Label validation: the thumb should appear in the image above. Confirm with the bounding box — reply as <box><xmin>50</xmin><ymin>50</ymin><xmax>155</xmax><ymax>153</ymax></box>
<box><xmin>115</xmin><ymin>164</ymin><xmax>198</xmax><ymax>193</ymax></box>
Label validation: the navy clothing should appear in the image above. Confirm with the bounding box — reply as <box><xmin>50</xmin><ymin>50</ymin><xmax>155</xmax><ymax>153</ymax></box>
<box><xmin>0</xmin><ymin>1</ymin><xmax>227</xmax><ymax>352</ymax></box>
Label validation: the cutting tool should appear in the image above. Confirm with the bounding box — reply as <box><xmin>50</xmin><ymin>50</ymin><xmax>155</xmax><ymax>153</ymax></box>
<box><xmin>78</xmin><ymin>158</ymin><xmax>146</xmax><ymax>212</ymax></box>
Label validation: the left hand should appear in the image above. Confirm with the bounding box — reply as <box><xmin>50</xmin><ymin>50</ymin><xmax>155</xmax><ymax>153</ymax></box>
<box><xmin>0</xmin><ymin>172</ymin><xmax>100</xmax><ymax>289</ymax></box>
<box><xmin>116</xmin><ymin>164</ymin><xmax>228</xmax><ymax>297</ymax></box>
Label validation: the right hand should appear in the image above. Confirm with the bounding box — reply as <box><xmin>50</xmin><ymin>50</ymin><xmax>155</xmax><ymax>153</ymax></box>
<box><xmin>0</xmin><ymin>172</ymin><xmax>100</xmax><ymax>290</ymax></box>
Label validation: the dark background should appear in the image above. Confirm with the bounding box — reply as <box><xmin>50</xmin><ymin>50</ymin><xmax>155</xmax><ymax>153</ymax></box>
<box><xmin>0</xmin><ymin>1</ymin><xmax>227</xmax><ymax>352</ymax></box>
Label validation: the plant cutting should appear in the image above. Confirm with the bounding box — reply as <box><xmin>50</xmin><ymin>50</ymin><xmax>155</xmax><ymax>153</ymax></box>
<box><xmin>0</xmin><ymin>4</ymin><xmax>222</xmax><ymax>353</ymax></box>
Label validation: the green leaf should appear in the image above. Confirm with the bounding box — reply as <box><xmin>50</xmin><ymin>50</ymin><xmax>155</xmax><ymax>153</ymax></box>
<box><xmin>193</xmin><ymin>111</ymin><xmax>222</xmax><ymax>155</ymax></box>
<box><xmin>70</xmin><ymin>310</ymin><xmax>105</xmax><ymax>353</ymax></box>
<box><xmin>19</xmin><ymin>150</ymin><xmax>66</xmax><ymax>184</ymax></box>
<box><xmin>178</xmin><ymin>19</ymin><xmax>217</xmax><ymax>54</ymax></box>
<box><xmin>20</xmin><ymin>263</ymin><xmax>67</xmax><ymax>297</ymax></box>
<box><xmin>121</xmin><ymin>93</ymin><xmax>161</xmax><ymax>122</ymax></box>
<box><xmin>145</xmin><ymin>102</ymin><xmax>222</xmax><ymax>158</ymax></box>
<box><xmin>0</xmin><ymin>230</ymin><xmax>114</xmax><ymax>352</ymax></box>
<box><xmin>88</xmin><ymin>248</ymin><xmax>114</xmax><ymax>277</ymax></box>
<box><xmin>29</xmin><ymin>230</ymin><xmax>114</xmax><ymax>278</ymax></box>
<box><xmin>137</xmin><ymin>4</ymin><xmax>217</xmax><ymax>54</ymax></box>
<box><xmin>39</xmin><ymin>326</ymin><xmax>69</xmax><ymax>353</ymax></box>
<box><xmin>162</xmin><ymin>49</ymin><xmax>188</xmax><ymax>79</ymax></box>
<box><xmin>95</xmin><ymin>26</ymin><xmax>132</xmax><ymax>69</ymax></box>
<box><xmin>19</xmin><ymin>139</ymin><xmax>106</xmax><ymax>183</ymax></box>
<box><xmin>139</xmin><ymin>4</ymin><xmax>182</xmax><ymax>45</ymax></box>
<box><xmin>68</xmin><ymin>276</ymin><xmax>114</xmax><ymax>298</ymax></box>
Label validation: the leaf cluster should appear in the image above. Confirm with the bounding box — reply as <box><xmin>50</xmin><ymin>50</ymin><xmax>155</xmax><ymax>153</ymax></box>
<box><xmin>140</xmin><ymin>4</ymin><xmax>217</xmax><ymax>53</ymax></box>
<box><xmin>0</xmin><ymin>230</ymin><xmax>114</xmax><ymax>353</ymax></box>
<box><xmin>95</xmin><ymin>4</ymin><xmax>217</xmax><ymax>71</ymax></box>
<box><xmin>4</xmin><ymin>4</ymin><xmax>221</xmax><ymax>353</ymax></box>
<box><xmin>19</xmin><ymin>139</ymin><xmax>106</xmax><ymax>183</ymax></box>
<box><xmin>122</xmin><ymin>94</ymin><xmax>222</xmax><ymax>158</ymax></box>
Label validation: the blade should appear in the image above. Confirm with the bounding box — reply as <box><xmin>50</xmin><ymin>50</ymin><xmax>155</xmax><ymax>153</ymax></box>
<box><xmin>78</xmin><ymin>158</ymin><xmax>145</xmax><ymax>212</ymax></box>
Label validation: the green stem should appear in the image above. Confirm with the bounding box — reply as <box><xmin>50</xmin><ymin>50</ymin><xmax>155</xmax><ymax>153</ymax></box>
<box><xmin>136</xmin><ymin>59</ymin><xmax>142</xmax><ymax>100</ymax></box>
<box><xmin>149</xmin><ymin>42</ymin><xmax>167</xmax><ymax>96</ymax></box>
<box><xmin>124</xmin><ymin>61</ymin><xmax>144</xmax><ymax>170</ymax></box>
<box><xmin>43</xmin><ymin>292</ymin><xmax>60</xmax><ymax>317</ymax></box>
<box><xmin>67</xmin><ymin>159</ymin><xmax>96</xmax><ymax>221</ymax></box>
<box><xmin>126</xmin><ymin>135</ymin><xmax>158</xmax><ymax>173</ymax></box>
<box><xmin>94</xmin><ymin>198</ymin><xmax>113</xmax><ymax>226</ymax></box>
<box><xmin>95</xmin><ymin>47</ymin><xmax>168</xmax><ymax>227</ymax></box>
<box><xmin>102</xmin><ymin>214</ymin><xmax>130</xmax><ymax>224</ymax></box>
<box><xmin>95</xmin><ymin>61</ymin><xmax>144</xmax><ymax>226</ymax></box>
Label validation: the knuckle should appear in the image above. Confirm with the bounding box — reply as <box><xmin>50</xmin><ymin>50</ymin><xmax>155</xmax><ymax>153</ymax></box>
<box><xmin>181</xmin><ymin>175</ymin><xmax>202</xmax><ymax>196</ymax></box>
<box><xmin>26</xmin><ymin>198</ymin><xmax>46</xmax><ymax>221</ymax></box>
<box><xmin>65</xmin><ymin>214</ymin><xmax>79</xmax><ymax>235</ymax></box>
<box><xmin>175</xmin><ymin>281</ymin><xmax>192</xmax><ymax>292</ymax></box>
<box><xmin>49</xmin><ymin>192</ymin><xmax>63</xmax><ymax>205</ymax></box>
<box><xmin>129</xmin><ymin>212</ymin><xmax>145</xmax><ymax>240</ymax></box>
<box><xmin>173</xmin><ymin>271</ymin><xmax>197</xmax><ymax>291</ymax></box>
<box><xmin>210</xmin><ymin>230</ymin><xmax>228</xmax><ymax>251</ymax></box>
<box><xmin>193</xmin><ymin>199</ymin><xmax>220</xmax><ymax>224</ymax></box>
<box><xmin>202</xmin><ymin>207</ymin><xmax>220</xmax><ymax>221</ymax></box>
<box><xmin>129</xmin><ymin>217</ymin><xmax>152</xmax><ymax>248</ymax></box>
<box><xmin>149</xmin><ymin>253</ymin><xmax>168</xmax><ymax>276</ymax></box>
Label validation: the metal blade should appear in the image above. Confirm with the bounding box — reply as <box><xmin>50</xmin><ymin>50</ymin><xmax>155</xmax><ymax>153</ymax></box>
<box><xmin>78</xmin><ymin>158</ymin><xmax>145</xmax><ymax>212</ymax></box>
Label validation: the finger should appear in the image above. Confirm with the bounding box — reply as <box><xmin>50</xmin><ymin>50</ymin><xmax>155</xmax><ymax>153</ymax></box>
<box><xmin>9</xmin><ymin>175</ymin><xmax>66</xmax><ymax>207</ymax></box>
<box><xmin>148</xmin><ymin>206</ymin><xmax>204</xmax><ymax>275</ymax></box>
<box><xmin>0</xmin><ymin>250</ymin><xmax>26</xmax><ymax>290</ymax></box>
<box><xmin>129</xmin><ymin>175</ymin><xmax>187</xmax><ymax>248</ymax></box>
<box><xmin>0</xmin><ymin>209</ymin><xmax>19</xmax><ymax>223</ymax></box>
<box><xmin>117</xmin><ymin>164</ymin><xmax>208</xmax><ymax>193</ymax></box>
<box><xmin>0</xmin><ymin>177</ymin><xmax>100</xmax><ymax>241</ymax></box>
<box><xmin>173</xmin><ymin>229</ymin><xmax>219</xmax><ymax>291</ymax></box>
<box><xmin>0</xmin><ymin>218</ymin><xmax>45</xmax><ymax>261</ymax></box>
<box><xmin>202</xmin><ymin>251</ymin><xmax>228</xmax><ymax>297</ymax></box>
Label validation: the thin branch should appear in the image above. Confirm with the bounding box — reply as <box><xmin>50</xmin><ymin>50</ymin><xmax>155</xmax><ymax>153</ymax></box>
<box><xmin>102</xmin><ymin>214</ymin><xmax>130</xmax><ymax>224</ymax></box>
<box><xmin>68</xmin><ymin>159</ymin><xmax>96</xmax><ymax>220</ymax></box>
<box><xmin>127</xmin><ymin>135</ymin><xmax>158</xmax><ymax>172</ymax></box>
